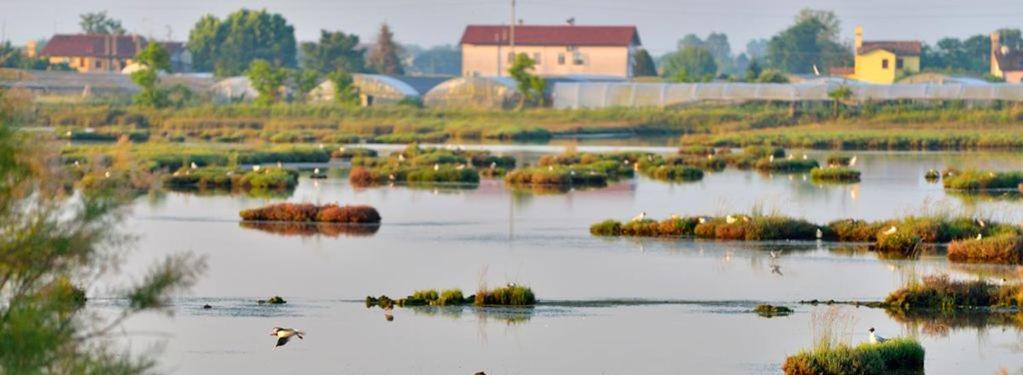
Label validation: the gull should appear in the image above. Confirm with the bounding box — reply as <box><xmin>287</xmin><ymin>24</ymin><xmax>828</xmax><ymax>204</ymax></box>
<box><xmin>868</xmin><ymin>328</ymin><xmax>887</xmax><ymax>344</ymax></box>
<box><xmin>398</xmin><ymin>154</ymin><xmax>406</xmax><ymax>162</ymax></box>
<box><xmin>631</xmin><ymin>212</ymin><xmax>647</xmax><ymax>222</ymax></box>
<box><xmin>313</xmin><ymin>168</ymin><xmax>321</xmax><ymax>174</ymax></box>
<box><xmin>977</xmin><ymin>218</ymin><xmax>986</xmax><ymax>228</ymax></box>
<box><xmin>849</xmin><ymin>156</ymin><xmax>858</xmax><ymax>167</ymax></box>
<box><xmin>624</xmin><ymin>159</ymin><xmax>630</xmax><ymax>165</ymax></box>
<box><xmin>490</xmin><ymin>162</ymin><xmax>497</xmax><ymax>170</ymax></box>
<box><xmin>253</xmin><ymin>165</ymin><xmax>261</xmax><ymax>172</ymax></box>
<box><xmin>802</xmin><ymin>154</ymin><xmax>808</xmax><ymax>160</ymax></box>
<box><xmin>698</xmin><ymin>217</ymin><xmax>707</xmax><ymax>224</ymax></box>
<box><xmin>976</xmin><ymin>233</ymin><xmax>983</xmax><ymax>240</ymax></box>
<box><xmin>434</xmin><ymin>163</ymin><xmax>440</xmax><ymax>171</ymax></box>
<box><xmin>104</xmin><ymin>170</ymin><xmax>111</xmax><ymax>178</ymax></box>
<box><xmin>456</xmin><ymin>164</ymin><xmax>465</xmax><ymax>170</ymax></box>
<box><xmin>190</xmin><ymin>162</ymin><xmax>198</xmax><ymax>170</ymax></box>
<box><xmin>74</xmin><ymin>160</ymin><xmax>80</xmax><ymax>168</ymax></box>
<box><xmin>884</xmin><ymin>226</ymin><xmax>897</xmax><ymax>235</ymax></box>
<box><xmin>271</xmin><ymin>327</ymin><xmax>305</xmax><ymax>349</ymax></box>
<box><xmin>388</xmin><ymin>174</ymin><xmax>396</xmax><ymax>181</ymax></box>
<box><xmin>816</xmin><ymin>228</ymin><xmax>823</xmax><ymax>239</ymax></box>
<box><xmin>771</xmin><ymin>264</ymin><xmax>783</xmax><ymax>276</ymax></box>
<box><xmin>548</xmin><ymin>165</ymin><xmax>554</xmax><ymax>171</ymax></box>
<box><xmin>769</xmin><ymin>155</ymin><xmax>775</xmax><ymax>162</ymax></box>
<box><xmin>770</xmin><ymin>250</ymin><xmax>782</xmax><ymax>258</ymax></box>
<box><xmin>726</xmin><ymin>215</ymin><xmax>737</xmax><ymax>224</ymax></box>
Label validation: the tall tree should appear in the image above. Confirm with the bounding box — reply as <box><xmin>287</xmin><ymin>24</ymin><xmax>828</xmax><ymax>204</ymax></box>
<box><xmin>131</xmin><ymin>43</ymin><xmax>171</xmax><ymax>108</ymax></box>
<box><xmin>661</xmin><ymin>46</ymin><xmax>717</xmax><ymax>82</ymax></box>
<box><xmin>186</xmin><ymin>9</ymin><xmax>297</xmax><ymax>77</ymax></box>
<box><xmin>300</xmin><ymin>30</ymin><xmax>366</xmax><ymax>74</ymax></box>
<box><xmin>247</xmin><ymin>59</ymin><xmax>288</xmax><ymax>106</ymax></box>
<box><xmin>0</xmin><ymin>88</ymin><xmax>204</xmax><ymax>373</ymax></box>
<box><xmin>366</xmin><ymin>23</ymin><xmax>404</xmax><ymax>75</ymax></box>
<box><xmin>673</xmin><ymin>33</ymin><xmax>733</xmax><ymax>74</ymax></box>
<box><xmin>795</xmin><ymin>8</ymin><xmax>841</xmax><ymax>42</ymax></box>
<box><xmin>766</xmin><ymin>12</ymin><xmax>851</xmax><ymax>74</ymax></box>
<box><xmin>746</xmin><ymin>39</ymin><xmax>769</xmax><ymax>60</ymax></box>
<box><xmin>632</xmin><ymin>49</ymin><xmax>658</xmax><ymax>77</ymax></box>
<box><xmin>508</xmin><ymin>53</ymin><xmax>547</xmax><ymax>109</ymax></box>
<box><xmin>79</xmin><ymin>11</ymin><xmax>125</xmax><ymax>35</ymax></box>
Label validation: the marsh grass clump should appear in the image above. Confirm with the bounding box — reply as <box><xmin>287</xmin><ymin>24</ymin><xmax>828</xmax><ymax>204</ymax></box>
<box><xmin>239</xmin><ymin>203</ymin><xmax>381</xmax><ymax>224</ymax></box>
<box><xmin>810</xmin><ymin>166</ymin><xmax>861</xmax><ymax>183</ymax></box>
<box><xmin>754</xmin><ymin>304</ymin><xmax>793</xmax><ymax>317</ymax></box>
<box><xmin>947</xmin><ymin>234</ymin><xmax>1023</xmax><ymax>264</ymax></box>
<box><xmin>943</xmin><ymin>170</ymin><xmax>1023</xmax><ymax>191</ymax></box>
<box><xmin>164</xmin><ymin>166</ymin><xmax>298</xmax><ymax>190</ymax></box>
<box><xmin>259</xmin><ymin>296</ymin><xmax>287</xmax><ymax>304</ymax></box>
<box><xmin>345</xmin><ymin>145</ymin><xmax>503</xmax><ymax>186</ymax></box>
<box><xmin>239</xmin><ymin>221</ymin><xmax>381</xmax><ymax>237</ymax></box>
<box><xmin>591</xmin><ymin>215</ymin><xmax>818</xmax><ymax>241</ymax></box>
<box><xmin>782</xmin><ymin>338</ymin><xmax>925</xmax><ymax>375</ymax></box>
<box><xmin>642</xmin><ymin>165</ymin><xmax>705</xmax><ymax>182</ymax></box>
<box><xmin>826</xmin><ymin>154</ymin><xmax>852</xmax><ymax>167</ymax></box>
<box><xmin>825</xmin><ymin>216</ymin><xmax>1018</xmax><ymax>248</ymax></box>
<box><xmin>755</xmin><ymin>158</ymin><xmax>819</xmax><ymax>172</ymax></box>
<box><xmin>504</xmin><ymin>166</ymin><xmax>610</xmax><ymax>187</ymax></box>
<box><xmin>475</xmin><ymin>284</ymin><xmax>536</xmax><ymax>306</ymax></box>
<box><xmin>874</xmin><ymin>231</ymin><xmax>922</xmax><ymax>255</ymax></box>
<box><xmin>924</xmin><ymin>169</ymin><xmax>940</xmax><ymax>181</ymax></box>
<box><xmin>885</xmin><ymin>274</ymin><xmax>1023</xmax><ymax>310</ymax></box>
<box><xmin>332</xmin><ymin>147</ymin><xmax>377</xmax><ymax>159</ymax></box>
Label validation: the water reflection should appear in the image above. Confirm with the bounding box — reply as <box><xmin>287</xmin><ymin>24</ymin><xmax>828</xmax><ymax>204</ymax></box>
<box><xmin>889</xmin><ymin>309</ymin><xmax>1023</xmax><ymax>337</ymax></box>
<box><xmin>238</xmin><ymin>222</ymin><xmax>381</xmax><ymax>237</ymax></box>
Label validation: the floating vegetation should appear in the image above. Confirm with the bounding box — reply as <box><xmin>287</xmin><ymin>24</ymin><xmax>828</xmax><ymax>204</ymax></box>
<box><xmin>755</xmin><ymin>158</ymin><xmax>819</xmax><ymax>172</ymax></box>
<box><xmin>885</xmin><ymin>275</ymin><xmax>1023</xmax><ymax>311</ymax></box>
<box><xmin>754</xmin><ymin>304</ymin><xmax>793</xmax><ymax>317</ymax></box>
<box><xmin>782</xmin><ymin>338</ymin><xmax>925</xmax><ymax>375</ymax></box>
<box><xmin>947</xmin><ymin>234</ymin><xmax>1023</xmax><ymax>264</ymax></box>
<box><xmin>366</xmin><ymin>284</ymin><xmax>535</xmax><ymax>307</ymax></box>
<box><xmin>924</xmin><ymin>169</ymin><xmax>940</xmax><ymax>181</ymax></box>
<box><xmin>346</xmin><ymin>145</ymin><xmax>511</xmax><ymax>186</ymax></box>
<box><xmin>826</xmin><ymin>216</ymin><xmax>1019</xmax><ymax>256</ymax></box>
<box><xmin>349</xmin><ymin>165</ymin><xmax>481</xmax><ymax>186</ymax></box>
<box><xmin>258</xmin><ymin>296</ymin><xmax>287</xmax><ymax>305</ymax></box>
<box><xmin>331</xmin><ymin>146</ymin><xmax>378</xmax><ymax>159</ymax></box>
<box><xmin>810</xmin><ymin>166</ymin><xmax>861</xmax><ymax>183</ymax></box>
<box><xmin>826</xmin><ymin>154</ymin><xmax>852</xmax><ymax>167</ymax></box>
<box><xmin>590</xmin><ymin>215</ymin><xmax>820</xmax><ymax>241</ymax></box>
<box><xmin>942</xmin><ymin>170</ymin><xmax>1023</xmax><ymax>191</ymax></box>
<box><xmin>239</xmin><ymin>222</ymin><xmax>381</xmax><ymax>237</ymax></box>
<box><xmin>239</xmin><ymin>203</ymin><xmax>381</xmax><ymax>224</ymax></box>
<box><xmin>164</xmin><ymin>166</ymin><xmax>298</xmax><ymax>190</ymax></box>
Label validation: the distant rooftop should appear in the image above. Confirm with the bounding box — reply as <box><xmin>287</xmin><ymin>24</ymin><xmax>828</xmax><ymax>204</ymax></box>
<box><xmin>460</xmin><ymin>25</ymin><xmax>640</xmax><ymax>47</ymax></box>
<box><xmin>858</xmin><ymin>41</ymin><xmax>922</xmax><ymax>56</ymax></box>
<box><xmin>995</xmin><ymin>48</ymin><xmax>1023</xmax><ymax>72</ymax></box>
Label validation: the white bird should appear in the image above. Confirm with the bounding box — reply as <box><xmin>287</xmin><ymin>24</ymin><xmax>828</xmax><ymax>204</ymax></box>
<box><xmin>884</xmin><ymin>226</ymin><xmax>897</xmax><ymax>235</ymax></box>
<box><xmin>624</xmin><ymin>159</ymin><xmax>630</xmax><ymax>165</ymax></box>
<box><xmin>313</xmin><ymin>168</ymin><xmax>321</xmax><ymax>174</ymax></box>
<box><xmin>812</xmin><ymin>64</ymin><xmax>821</xmax><ymax>76</ymax></box>
<box><xmin>103</xmin><ymin>170</ymin><xmax>111</xmax><ymax>178</ymax></box>
<box><xmin>398</xmin><ymin>154</ymin><xmax>406</xmax><ymax>162</ymax></box>
<box><xmin>490</xmin><ymin>162</ymin><xmax>497</xmax><ymax>170</ymax></box>
<box><xmin>434</xmin><ymin>163</ymin><xmax>440</xmax><ymax>171</ymax></box>
<box><xmin>253</xmin><ymin>165</ymin><xmax>261</xmax><ymax>172</ymax></box>
<box><xmin>270</xmin><ymin>327</ymin><xmax>305</xmax><ymax>349</ymax></box>
<box><xmin>849</xmin><ymin>156</ymin><xmax>858</xmax><ymax>167</ymax></box>
<box><xmin>338</xmin><ymin>146</ymin><xmax>346</xmax><ymax>152</ymax></box>
<box><xmin>976</xmin><ymin>233</ymin><xmax>983</xmax><ymax>240</ymax></box>
<box><xmin>190</xmin><ymin>162</ymin><xmax>198</xmax><ymax>170</ymax></box>
<box><xmin>548</xmin><ymin>165</ymin><xmax>554</xmax><ymax>171</ymax></box>
<box><xmin>726</xmin><ymin>215</ymin><xmax>737</xmax><ymax>224</ymax></box>
<box><xmin>977</xmin><ymin>218</ymin><xmax>986</xmax><ymax>228</ymax></box>
<box><xmin>670</xmin><ymin>214</ymin><xmax>680</xmax><ymax>220</ymax></box>
<box><xmin>388</xmin><ymin>174</ymin><xmax>396</xmax><ymax>181</ymax></box>
<box><xmin>570</xmin><ymin>170</ymin><xmax>576</xmax><ymax>176</ymax></box>
<box><xmin>277</xmin><ymin>161</ymin><xmax>283</xmax><ymax>168</ymax></box>
<box><xmin>769</xmin><ymin>155</ymin><xmax>775</xmax><ymax>162</ymax></box>
<box><xmin>456</xmin><ymin>164</ymin><xmax>465</xmax><ymax>170</ymax></box>
<box><xmin>802</xmin><ymin>154</ymin><xmax>808</xmax><ymax>160</ymax></box>
<box><xmin>631</xmin><ymin>212</ymin><xmax>647</xmax><ymax>222</ymax></box>
<box><xmin>816</xmin><ymin>228</ymin><xmax>823</xmax><ymax>239</ymax></box>
<box><xmin>73</xmin><ymin>160</ymin><xmax>80</xmax><ymax>167</ymax></box>
<box><xmin>318</xmin><ymin>143</ymin><xmax>325</xmax><ymax>149</ymax></box>
<box><xmin>770</xmin><ymin>250</ymin><xmax>782</xmax><ymax>258</ymax></box>
<box><xmin>868</xmin><ymin>327</ymin><xmax>887</xmax><ymax>344</ymax></box>
<box><xmin>787</xmin><ymin>154</ymin><xmax>794</xmax><ymax>160</ymax></box>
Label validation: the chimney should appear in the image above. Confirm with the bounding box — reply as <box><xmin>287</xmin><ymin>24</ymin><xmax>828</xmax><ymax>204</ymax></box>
<box><xmin>854</xmin><ymin>26</ymin><xmax>863</xmax><ymax>52</ymax></box>
<box><xmin>991</xmin><ymin>31</ymin><xmax>1002</xmax><ymax>77</ymax></box>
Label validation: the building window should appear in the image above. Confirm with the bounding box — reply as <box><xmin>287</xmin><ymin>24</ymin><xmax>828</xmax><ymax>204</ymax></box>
<box><xmin>557</xmin><ymin>53</ymin><xmax>565</xmax><ymax>65</ymax></box>
<box><xmin>896</xmin><ymin>58</ymin><xmax>904</xmax><ymax>69</ymax></box>
<box><xmin>573</xmin><ymin>52</ymin><xmax>586</xmax><ymax>65</ymax></box>
<box><xmin>881</xmin><ymin>59</ymin><xmax>889</xmax><ymax>69</ymax></box>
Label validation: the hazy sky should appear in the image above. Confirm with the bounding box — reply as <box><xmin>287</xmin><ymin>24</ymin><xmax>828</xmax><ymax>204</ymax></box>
<box><xmin>2</xmin><ymin>0</ymin><xmax>1022</xmax><ymax>54</ymax></box>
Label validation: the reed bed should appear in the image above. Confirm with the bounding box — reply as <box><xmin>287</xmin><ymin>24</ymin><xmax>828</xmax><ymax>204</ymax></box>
<box><xmin>947</xmin><ymin>234</ymin><xmax>1023</xmax><ymax>264</ymax></box>
<box><xmin>810</xmin><ymin>166</ymin><xmax>861</xmax><ymax>183</ymax></box>
<box><xmin>942</xmin><ymin>170</ymin><xmax>1023</xmax><ymax>191</ymax></box>
<box><xmin>239</xmin><ymin>203</ymin><xmax>381</xmax><ymax>224</ymax></box>
<box><xmin>885</xmin><ymin>274</ymin><xmax>1023</xmax><ymax>310</ymax></box>
<box><xmin>590</xmin><ymin>215</ymin><xmax>820</xmax><ymax>241</ymax></box>
<box><xmin>164</xmin><ymin>166</ymin><xmax>298</xmax><ymax>190</ymax></box>
<box><xmin>365</xmin><ymin>285</ymin><xmax>535</xmax><ymax>308</ymax></box>
<box><xmin>782</xmin><ymin>339</ymin><xmax>925</xmax><ymax>375</ymax></box>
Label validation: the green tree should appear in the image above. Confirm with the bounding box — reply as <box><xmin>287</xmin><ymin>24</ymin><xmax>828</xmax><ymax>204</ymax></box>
<box><xmin>0</xmin><ymin>88</ymin><xmax>204</xmax><ymax>373</ymax></box>
<box><xmin>79</xmin><ymin>11</ymin><xmax>125</xmax><ymax>35</ymax></box>
<box><xmin>300</xmin><ymin>30</ymin><xmax>366</xmax><ymax>74</ymax></box>
<box><xmin>410</xmin><ymin>45</ymin><xmax>461</xmax><ymax>76</ymax></box>
<box><xmin>745</xmin><ymin>59</ymin><xmax>763</xmax><ymax>82</ymax></box>
<box><xmin>756</xmin><ymin>69</ymin><xmax>789</xmax><ymax>83</ymax></box>
<box><xmin>247</xmin><ymin>59</ymin><xmax>288</xmax><ymax>106</ymax></box>
<box><xmin>366</xmin><ymin>23</ymin><xmax>404</xmax><ymax>75</ymax></box>
<box><xmin>661</xmin><ymin>46</ymin><xmax>717</xmax><ymax>82</ymax></box>
<box><xmin>293</xmin><ymin>69</ymin><xmax>322</xmax><ymax>101</ymax></box>
<box><xmin>186</xmin><ymin>9</ymin><xmax>297</xmax><ymax>76</ymax></box>
<box><xmin>508</xmin><ymin>53</ymin><xmax>547</xmax><ymax>109</ymax></box>
<box><xmin>328</xmin><ymin>69</ymin><xmax>360</xmax><ymax>105</ymax></box>
<box><xmin>0</xmin><ymin>41</ymin><xmax>66</xmax><ymax>70</ymax></box>
<box><xmin>766</xmin><ymin>11</ymin><xmax>851</xmax><ymax>74</ymax></box>
<box><xmin>795</xmin><ymin>8</ymin><xmax>840</xmax><ymax>41</ymax></box>
<box><xmin>828</xmin><ymin>84</ymin><xmax>853</xmax><ymax>118</ymax></box>
<box><xmin>131</xmin><ymin>43</ymin><xmax>171</xmax><ymax>108</ymax></box>
<box><xmin>632</xmin><ymin>49</ymin><xmax>658</xmax><ymax>77</ymax></box>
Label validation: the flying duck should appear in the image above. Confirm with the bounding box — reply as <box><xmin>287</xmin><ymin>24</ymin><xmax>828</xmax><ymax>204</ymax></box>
<box><xmin>271</xmin><ymin>327</ymin><xmax>305</xmax><ymax>349</ymax></box>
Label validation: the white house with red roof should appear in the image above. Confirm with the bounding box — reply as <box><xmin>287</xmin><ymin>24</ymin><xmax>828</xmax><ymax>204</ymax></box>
<box><xmin>459</xmin><ymin>24</ymin><xmax>641</xmax><ymax>78</ymax></box>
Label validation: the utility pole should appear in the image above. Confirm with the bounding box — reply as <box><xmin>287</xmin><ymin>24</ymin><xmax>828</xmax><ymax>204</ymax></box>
<box><xmin>509</xmin><ymin>0</ymin><xmax>516</xmax><ymax>56</ymax></box>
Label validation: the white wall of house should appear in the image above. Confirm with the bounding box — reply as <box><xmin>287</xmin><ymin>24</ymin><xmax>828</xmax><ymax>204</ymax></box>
<box><xmin>462</xmin><ymin>44</ymin><xmax>632</xmax><ymax>78</ymax></box>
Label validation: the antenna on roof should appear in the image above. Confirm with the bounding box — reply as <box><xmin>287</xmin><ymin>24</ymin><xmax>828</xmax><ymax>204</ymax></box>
<box><xmin>566</xmin><ymin>17</ymin><xmax>576</xmax><ymax>26</ymax></box>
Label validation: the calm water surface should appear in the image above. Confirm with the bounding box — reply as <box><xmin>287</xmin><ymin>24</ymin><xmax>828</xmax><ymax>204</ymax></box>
<box><xmin>99</xmin><ymin>145</ymin><xmax>1023</xmax><ymax>374</ymax></box>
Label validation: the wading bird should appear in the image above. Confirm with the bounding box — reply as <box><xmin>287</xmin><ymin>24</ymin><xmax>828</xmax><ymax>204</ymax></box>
<box><xmin>868</xmin><ymin>327</ymin><xmax>887</xmax><ymax>344</ymax></box>
<box><xmin>631</xmin><ymin>212</ymin><xmax>647</xmax><ymax>222</ymax></box>
<box><xmin>977</xmin><ymin>218</ymin><xmax>986</xmax><ymax>228</ymax></box>
<box><xmin>884</xmin><ymin>226</ymin><xmax>897</xmax><ymax>235</ymax></box>
<box><xmin>271</xmin><ymin>327</ymin><xmax>305</xmax><ymax>349</ymax></box>
<box><xmin>849</xmin><ymin>155</ymin><xmax>858</xmax><ymax>167</ymax></box>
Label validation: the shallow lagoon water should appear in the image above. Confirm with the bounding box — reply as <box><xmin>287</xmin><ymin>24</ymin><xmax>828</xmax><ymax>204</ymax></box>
<box><xmin>101</xmin><ymin>147</ymin><xmax>1023</xmax><ymax>374</ymax></box>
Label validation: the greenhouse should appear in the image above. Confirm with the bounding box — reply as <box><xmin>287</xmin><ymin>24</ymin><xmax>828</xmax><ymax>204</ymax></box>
<box><xmin>422</xmin><ymin>76</ymin><xmax>520</xmax><ymax>109</ymax></box>
<box><xmin>309</xmin><ymin>74</ymin><xmax>428</xmax><ymax>105</ymax></box>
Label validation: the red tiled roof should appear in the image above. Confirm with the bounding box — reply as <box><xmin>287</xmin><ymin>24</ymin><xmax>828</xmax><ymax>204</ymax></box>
<box><xmin>829</xmin><ymin>66</ymin><xmax>854</xmax><ymax>76</ymax></box>
<box><xmin>40</xmin><ymin>34</ymin><xmax>145</xmax><ymax>59</ymax></box>
<box><xmin>460</xmin><ymin>25</ymin><xmax>640</xmax><ymax>47</ymax></box>
<box><xmin>995</xmin><ymin>49</ymin><xmax>1023</xmax><ymax>72</ymax></box>
<box><xmin>858</xmin><ymin>41</ymin><xmax>921</xmax><ymax>56</ymax></box>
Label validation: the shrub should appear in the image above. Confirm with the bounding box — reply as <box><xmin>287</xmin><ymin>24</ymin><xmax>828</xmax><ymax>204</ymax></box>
<box><xmin>643</xmin><ymin>165</ymin><xmax>705</xmax><ymax>182</ymax></box>
<box><xmin>810</xmin><ymin>166</ymin><xmax>861</xmax><ymax>182</ymax></box>
<box><xmin>947</xmin><ymin>234</ymin><xmax>1023</xmax><ymax>264</ymax></box>
<box><xmin>239</xmin><ymin>203</ymin><xmax>382</xmax><ymax>224</ymax></box>
<box><xmin>754</xmin><ymin>304</ymin><xmax>793</xmax><ymax>317</ymax></box>
<box><xmin>348</xmin><ymin>166</ymin><xmax>376</xmax><ymax>187</ymax></box>
<box><xmin>782</xmin><ymin>338</ymin><xmax>924</xmax><ymax>375</ymax></box>
<box><xmin>885</xmin><ymin>274</ymin><xmax>1021</xmax><ymax>310</ymax></box>
<box><xmin>826</xmin><ymin>154</ymin><xmax>852</xmax><ymax>166</ymax></box>
<box><xmin>755</xmin><ymin>158</ymin><xmax>819</xmax><ymax>172</ymax></box>
<box><xmin>875</xmin><ymin>231</ymin><xmax>921</xmax><ymax>255</ymax></box>
<box><xmin>590</xmin><ymin>219</ymin><xmax>623</xmax><ymax>236</ymax></box>
<box><xmin>475</xmin><ymin>285</ymin><xmax>536</xmax><ymax>306</ymax></box>
<box><xmin>332</xmin><ymin>147</ymin><xmax>377</xmax><ymax>159</ymax></box>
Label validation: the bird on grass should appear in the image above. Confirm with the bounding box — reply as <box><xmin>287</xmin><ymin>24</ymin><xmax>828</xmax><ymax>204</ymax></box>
<box><xmin>849</xmin><ymin>156</ymin><xmax>858</xmax><ymax>167</ymax></box>
<box><xmin>253</xmin><ymin>165</ymin><xmax>261</xmax><ymax>172</ymax></box>
<box><xmin>398</xmin><ymin>154</ymin><xmax>406</xmax><ymax>162</ymax></box>
<box><xmin>976</xmin><ymin>233</ymin><xmax>983</xmax><ymax>240</ymax></box>
<box><xmin>802</xmin><ymin>154</ymin><xmax>808</xmax><ymax>160</ymax></box>
<box><xmin>631</xmin><ymin>212</ymin><xmax>647</xmax><ymax>222</ymax></box>
<box><xmin>548</xmin><ymin>165</ymin><xmax>554</xmax><ymax>172</ymax></box>
<box><xmin>277</xmin><ymin>161</ymin><xmax>283</xmax><ymax>168</ymax></box>
<box><xmin>976</xmin><ymin>218</ymin><xmax>986</xmax><ymax>228</ymax></box>
<box><xmin>884</xmin><ymin>226</ymin><xmax>897</xmax><ymax>235</ymax></box>
<box><xmin>698</xmin><ymin>217</ymin><xmax>708</xmax><ymax>224</ymax></box>
<box><xmin>434</xmin><ymin>163</ymin><xmax>440</xmax><ymax>171</ymax></box>
<box><xmin>816</xmin><ymin>228</ymin><xmax>823</xmax><ymax>239</ymax></box>
<box><xmin>190</xmin><ymin>162</ymin><xmax>198</xmax><ymax>170</ymax></box>
<box><xmin>271</xmin><ymin>327</ymin><xmax>305</xmax><ymax>349</ymax></box>
<box><xmin>726</xmin><ymin>215</ymin><xmax>738</xmax><ymax>224</ymax></box>
<box><xmin>313</xmin><ymin>168</ymin><xmax>321</xmax><ymax>174</ymax></box>
<box><xmin>868</xmin><ymin>327</ymin><xmax>887</xmax><ymax>344</ymax></box>
<box><xmin>769</xmin><ymin>155</ymin><xmax>775</xmax><ymax>162</ymax></box>
<box><xmin>104</xmin><ymin>170</ymin><xmax>111</xmax><ymax>178</ymax></box>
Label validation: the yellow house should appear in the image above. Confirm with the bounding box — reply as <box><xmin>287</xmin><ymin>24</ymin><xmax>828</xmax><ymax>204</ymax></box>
<box><xmin>851</xmin><ymin>26</ymin><xmax>921</xmax><ymax>84</ymax></box>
